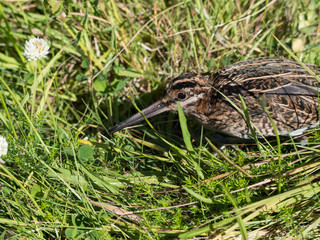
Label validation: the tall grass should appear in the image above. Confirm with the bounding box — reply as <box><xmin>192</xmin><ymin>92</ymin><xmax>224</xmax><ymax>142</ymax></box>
<box><xmin>1</xmin><ymin>0</ymin><xmax>320</xmax><ymax>238</ymax></box>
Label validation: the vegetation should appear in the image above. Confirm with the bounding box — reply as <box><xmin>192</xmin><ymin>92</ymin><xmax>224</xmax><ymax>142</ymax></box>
<box><xmin>1</xmin><ymin>0</ymin><xmax>320</xmax><ymax>239</ymax></box>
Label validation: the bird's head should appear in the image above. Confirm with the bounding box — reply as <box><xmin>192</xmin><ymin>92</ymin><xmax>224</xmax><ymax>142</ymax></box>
<box><xmin>108</xmin><ymin>73</ymin><xmax>211</xmax><ymax>134</ymax></box>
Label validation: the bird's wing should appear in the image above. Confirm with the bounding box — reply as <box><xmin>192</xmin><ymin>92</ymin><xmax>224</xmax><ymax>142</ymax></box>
<box><xmin>214</xmin><ymin>58</ymin><xmax>320</xmax><ymax>134</ymax></box>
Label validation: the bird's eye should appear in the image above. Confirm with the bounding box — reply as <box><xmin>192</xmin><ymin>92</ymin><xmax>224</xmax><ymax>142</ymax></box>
<box><xmin>177</xmin><ymin>92</ymin><xmax>186</xmax><ymax>100</ymax></box>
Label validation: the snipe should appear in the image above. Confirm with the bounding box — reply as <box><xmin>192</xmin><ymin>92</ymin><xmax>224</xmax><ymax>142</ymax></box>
<box><xmin>108</xmin><ymin>58</ymin><xmax>320</xmax><ymax>142</ymax></box>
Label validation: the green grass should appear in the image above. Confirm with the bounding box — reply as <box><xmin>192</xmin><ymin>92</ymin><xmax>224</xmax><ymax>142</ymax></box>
<box><xmin>1</xmin><ymin>0</ymin><xmax>320</xmax><ymax>239</ymax></box>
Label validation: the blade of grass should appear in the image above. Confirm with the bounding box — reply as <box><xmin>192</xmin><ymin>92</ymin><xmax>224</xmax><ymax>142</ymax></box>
<box><xmin>206</xmin><ymin>137</ymin><xmax>254</xmax><ymax>178</ymax></box>
<box><xmin>221</xmin><ymin>183</ymin><xmax>248</xmax><ymax>240</ymax></box>
<box><xmin>177</xmin><ymin>102</ymin><xmax>204</xmax><ymax>179</ymax></box>
<box><xmin>0</xmin><ymin>76</ymin><xmax>49</xmax><ymax>153</ymax></box>
<box><xmin>259</xmin><ymin>101</ymin><xmax>282</xmax><ymax>193</ymax></box>
<box><xmin>0</xmin><ymin>91</ymin><xmax>18</xmax><ymax>139</ymax></box>
<box><xmin>177</xmin><ymin>102</ymin><xmax>194</xmax><ymax>153</ymax></box>
<box><xmin>239</xmin><ymin>95</ymin><xmax>262</xmax><ymax>151</ymax></box>
<box><xmin>301</xmin><ymin>215</ymin><xmax>320</xmax><ymax>238</ymax></box>
<box><xmin>0</xmin><ymin>164</ymin><xmax>45</xmax><ymax>217</ymax></box>
<box><xmin>183</xmin><ymin>185</ymin><xmax>213</xmax><ymax>204</ymax></box>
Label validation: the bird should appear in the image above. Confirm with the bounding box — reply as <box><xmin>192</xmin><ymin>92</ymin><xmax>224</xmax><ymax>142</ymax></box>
<box><xmin>108</xmin><ymin>58</ymin><xmax>320</xmax><ymax>142</ymax></box>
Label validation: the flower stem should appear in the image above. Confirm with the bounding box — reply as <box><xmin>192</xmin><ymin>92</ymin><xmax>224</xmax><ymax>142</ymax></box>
<box><xmin>31</xmin><ymin>61</ymin><xmax>38</xmax><ymax>116</ymax></box>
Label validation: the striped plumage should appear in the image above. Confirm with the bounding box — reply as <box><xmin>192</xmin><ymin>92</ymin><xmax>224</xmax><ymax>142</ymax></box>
<box><xmin>109</xmin><ymin>58</ymin><xmax>320</xmax><ymax>141</ymax></box>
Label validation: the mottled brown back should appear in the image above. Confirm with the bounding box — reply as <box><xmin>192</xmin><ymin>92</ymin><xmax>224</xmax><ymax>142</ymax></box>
<box><xmin>207</xmin><ymin>58</ymin><xmax>319</xmax><ymax>138</ymax></box>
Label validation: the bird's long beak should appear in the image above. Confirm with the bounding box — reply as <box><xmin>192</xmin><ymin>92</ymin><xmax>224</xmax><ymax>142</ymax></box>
<box><xmin>108</xmin><ymin>100</ymin><xmax>169</xmax><ymax>134</ymax></box>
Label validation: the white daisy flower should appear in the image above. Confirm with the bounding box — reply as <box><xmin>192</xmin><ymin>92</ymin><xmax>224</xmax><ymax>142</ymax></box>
<box><xmin>24</xmin><ymin>37</ymin><xmax>50</xmax><ymax>61</ymax></box>
<box><xmin>0</xmin><ymin>136</ymin><xmax>8</xmax><ymax>164</ymax></box>
<box><xmin>0</xmin><ymin>136</ymin><xmax>8</xmax><ymax>157</ymax></box>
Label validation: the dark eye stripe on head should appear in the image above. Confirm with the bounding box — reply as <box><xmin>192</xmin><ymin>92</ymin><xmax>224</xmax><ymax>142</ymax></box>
<box><xmin>171</xmin><ymin>81</ymin><xmax>197</xmax><ymax>90</ymax></box>
<box><xmin>172</xmin><ymin>73</ymin><xmax>197</xmax><ymax>82</ymax></box>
